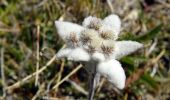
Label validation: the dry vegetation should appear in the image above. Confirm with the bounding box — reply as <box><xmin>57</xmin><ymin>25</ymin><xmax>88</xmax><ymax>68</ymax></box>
<box><xmin>0</xmin><ymin>0</ymin><xmax>170</xmax><ymax>99</ymax></box>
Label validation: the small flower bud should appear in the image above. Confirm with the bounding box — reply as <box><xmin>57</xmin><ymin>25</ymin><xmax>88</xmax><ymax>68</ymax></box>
<box><xmin>101</xmin><ymin>40</ymin><xmax>115</xmax><ymax>55</ymax></box>
<box><xmin>68</xmin><ymin>32</ymin><xmax>79</xmax><ymax>47</ymax></box>
<box><xmin>99</xmin><ymin>25</ymin><xmax>118</xmax><ymax>40</ymax></box>
<box><xmin>80</xmin><ymin>29</ymin><xmax>98</xmax><ymax>44</ymax></box>
<box><xmin>88</xmin><ymin>37</ymin><xmax>103</xmax><ymax>53</ymax></box>
<box><xmin>100</xmin><ymin>30</ymin><xmax>116</xmax><ymax>40</ymax></box>
<box><xmin>88</xmin><ymin>18</ymin><xmax>102</xmax><ymax>30</ymax></box>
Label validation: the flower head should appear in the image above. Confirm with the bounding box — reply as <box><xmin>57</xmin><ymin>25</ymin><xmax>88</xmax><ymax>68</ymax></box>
<box><xmin>55</xmin><ymin>14</ymin><xmax>143</xmax><ymax>89</ymax></box>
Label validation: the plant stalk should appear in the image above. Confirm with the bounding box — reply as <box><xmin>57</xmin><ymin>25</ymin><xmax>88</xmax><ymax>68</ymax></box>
<box><xmin>88</xmin><ymin>61</ymin><xmax>98</xmax><ymax>100</ymax></box>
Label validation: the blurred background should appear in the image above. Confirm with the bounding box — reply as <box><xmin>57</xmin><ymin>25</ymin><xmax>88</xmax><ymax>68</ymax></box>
<box><xmin>0</xmin><ymin>0</ymin><xmax>170</xmax><ymax>99</ymax></box>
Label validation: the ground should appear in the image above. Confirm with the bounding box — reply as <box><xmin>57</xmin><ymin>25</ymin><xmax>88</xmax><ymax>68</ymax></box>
<box><xmin>0</xmin><ymin>0</ymin><xmax>170</xmax><ymax>99</ymax></box>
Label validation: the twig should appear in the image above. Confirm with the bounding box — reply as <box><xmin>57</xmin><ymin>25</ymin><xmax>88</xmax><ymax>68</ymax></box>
<box><xmin>150</xmin><ymin>64</ymin><xmax>158</xmax><ymax>77</ymax></box>
<box><xmin>6</xmin><ymin>55</ymin><xmax>56</xmax><ymax>91</ymax></box>
<box><xmin>124</xmin><ymin>93</ymin><xmax>128</xmax><ymax>100</ymax></box>
<box><xmin>146</xmin><ymin>39</ymin><xmax>157</xmax><ymax>56</ymax></box>
<box><xmin>106</xmin><ymin>0</ymin><xmax>114</xmax><ymax>13</ymax></box>
<box><xmin>125</xmin><ymin>50</ymin><xmax>165</xmax><ymax>88</ymax></box>
<box><xmin>42</xmin><ymin>96</ymin><xmax>62</xmax><ymax>100</ymax></box>
<box><xmin>56</xmin><ymin>60</ymin><xmax>65</xmax><ymax>84</ymax></box>
<box><xmin>0</xmin><ymin>28</ymin><xmax>20</xmax><ymax>33</ymax></box>
<box><xmin>1</xmin><ymin>48</ymin><xmax>6</xmax><ymax>98</ymax></box>
<box><xmin>66</xmin><ymin>79</ymin><xmax>88</xmax><ymax>96</ymax></box>
<box><xmin>44</xmin><ymin>46</ymin><xmax>66</xmax><ymax>98</ymax></box>
<box><xmin>45</xmin><ymin>59</ymin><xmax>65</xmax><ymax>99</ymax></box>
<box><xmin>35</xmin><ymin>25</ymin><xmax>40</xmax><ymax>86</ymax></box>
<box><xmin>45</xmin><ymin>68</ymin><xmax>62</xmax><ymax>98</ymax></box>
<box><xmin>31</xmin><ymin>83</ymin><xmax>45</xmax><ymax>100</ymax></box>
<box><xmin>96</xmin><ymin>78</ymin><xmax>106</xmax><ymax>93</ymax></box>
<box><xmin>50</xmin><ymin>59</ymin><xmax>65</xmax><ymax>93</ymax></box>
<box><xmin>35</xmin><ymin>0</ymin><xmax>48</xmax><ymax>8</ymax></box>
<box><xmin>52</xmin><ymin>64</ymin><xmax>83</xmax><ymax>90</ymax></box>
<box><xmin>157</xmin><ymin>0</ymin><xmax>170</xmax><ymax>8</ymax></box>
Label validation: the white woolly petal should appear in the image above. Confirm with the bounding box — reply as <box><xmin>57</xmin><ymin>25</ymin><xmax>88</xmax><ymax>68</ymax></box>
<box><xmin>97</xmin><ymin>59</ymin><xmax>126</xmax><ymax>89</ymax></box>
<box><xmin>56</xmin><ymin>48</ymin><xmax>72</xmax><ymax>59</ymax></box>
<box><xmin>92</xmin><ymin>52</ymin><xmax>105</xmax><ymax>62</ymax></box>
<box><xmin>82</xmin><ymin>16</ymin><xmax>96</xmax><ymax>27</ymax></box>
<box><xmin>112</xmin><ymin>41</ymin><xmax>143</xmax><ymax>59</ymax></box>
<box><xmin>67</xmin><ymin>48</ymin><xmax>90</xmax><ymax>61</ymax></box>
<box><xmin>55</xmin><ymin>21</ymin><xmax>84</xmax><ymax>42</ymax></box>
<box><xmin>103</xmin><ymin>14</ymin><xmax>121</xmax><ymax>35</ymax></box>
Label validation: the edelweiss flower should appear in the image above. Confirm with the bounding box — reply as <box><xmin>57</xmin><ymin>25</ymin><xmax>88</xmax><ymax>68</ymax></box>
<box><xmin>55</xmin><ymin>14</ymin><xmax>143</xmax><ymax>89</ymax></box>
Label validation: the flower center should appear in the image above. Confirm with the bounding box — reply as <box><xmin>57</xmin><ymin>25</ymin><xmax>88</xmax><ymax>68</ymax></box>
<box><xmin>68</xmin><ymin>32</ymin><xmax>79</xmax><ymax>47</ymax></box>
<box><xmin>68</xmin><ymin>17</ymin><xmax>118</xmax><ymax>58</ymax></box>
<box><xmin>101</xmin><ymin>40</ymin><xmax>115</xmax><ymax>56</ymax></box>
<box><xmin>88</xmin><ymin>18</ymin><xmax>102</xmax><ymax>30</ymax></box>
<box><xmin>100</xmin><ymin>30</ymin><xmax>116</xmax><ymax>40</ymax></box>
<box><xmin>80</xmin><ymin>29</ymin><xmax>98</xmax><ymax>44</ymax></box>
